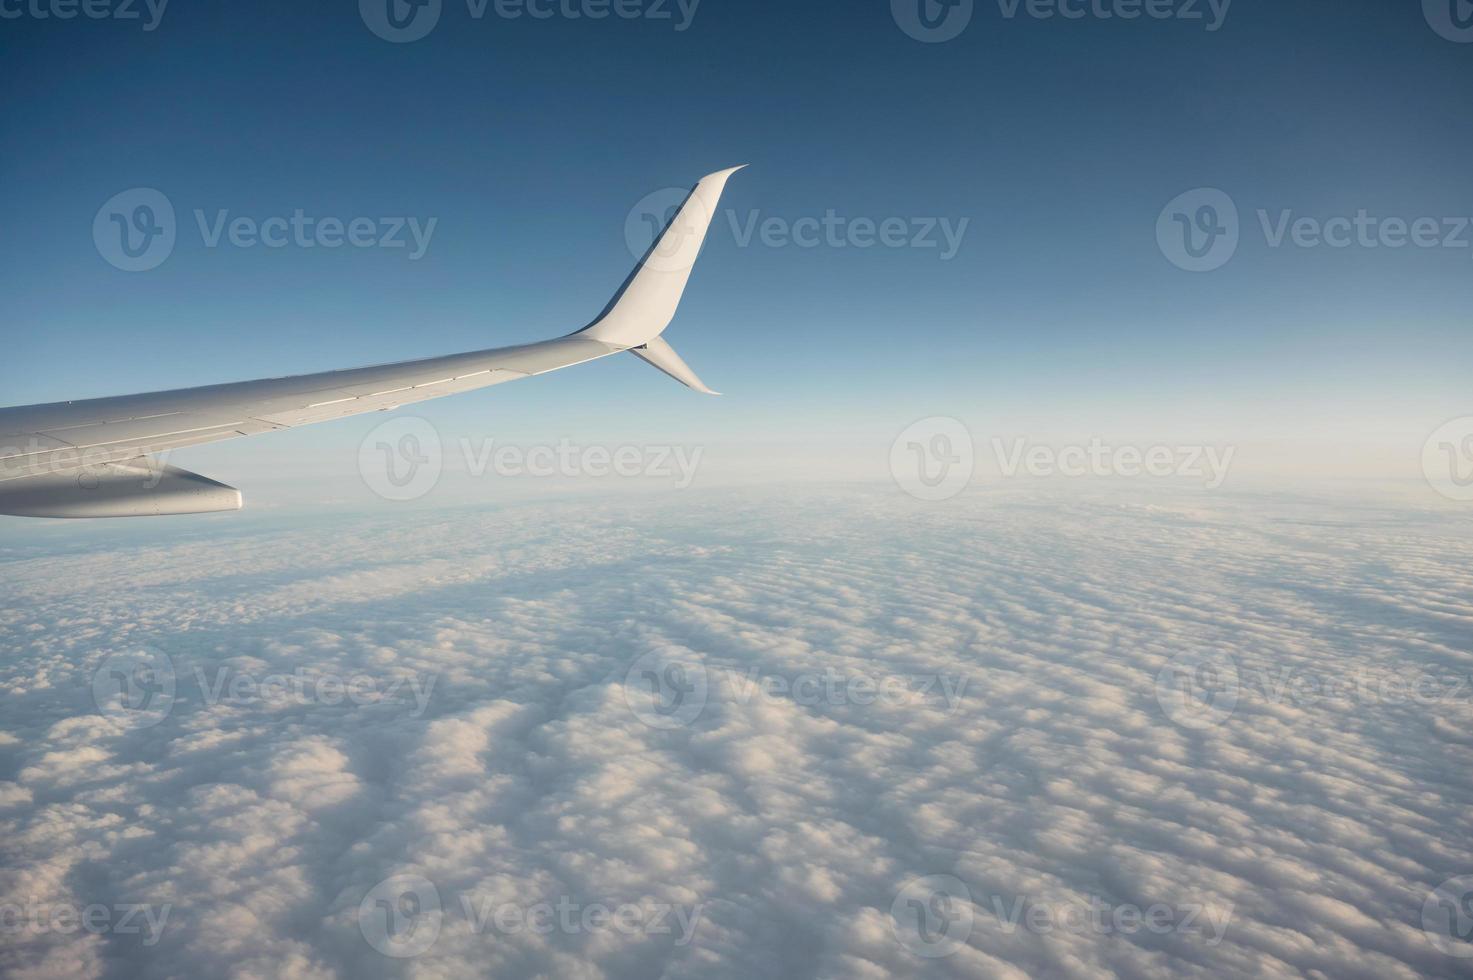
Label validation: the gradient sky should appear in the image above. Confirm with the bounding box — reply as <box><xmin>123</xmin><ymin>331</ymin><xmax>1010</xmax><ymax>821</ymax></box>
<box><xmin>2</xmin><ymin>0</ymin><xmax>1470</xmax><ymax>505</ymax></box>
<box><xmin>3</xmin><ymin>13</ymin><xmax>1472</xmax><ymax>973</ymax></box>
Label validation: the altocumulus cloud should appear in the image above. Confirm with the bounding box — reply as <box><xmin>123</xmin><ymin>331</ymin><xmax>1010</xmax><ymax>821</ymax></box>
<box><xmin>0</xmin><ymin>486</ymin><xmax>1469</xmax><ymax>978</ymax></box>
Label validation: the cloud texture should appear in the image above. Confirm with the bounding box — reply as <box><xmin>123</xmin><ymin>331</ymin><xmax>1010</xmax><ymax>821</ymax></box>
<box><xmin>0</xmin><ymin>486</ymin><xmax>1469</xmax><ymax>978</ymax></box>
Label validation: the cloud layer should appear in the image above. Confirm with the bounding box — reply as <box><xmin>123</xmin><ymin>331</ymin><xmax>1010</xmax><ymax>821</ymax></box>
<box><xmin>0</xmin><ymin>486</ymin><xmax>1470</xmax><ymax>978</ymax></box>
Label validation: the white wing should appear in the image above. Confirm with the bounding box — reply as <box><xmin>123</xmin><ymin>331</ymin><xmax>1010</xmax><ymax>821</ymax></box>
<box><xmin>0</xmin><ymin>167</ymin><xmax>745</xmax><ymax>518</ymax></box>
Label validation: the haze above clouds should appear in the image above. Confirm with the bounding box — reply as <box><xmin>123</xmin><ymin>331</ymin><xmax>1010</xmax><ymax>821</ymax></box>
<box><xmin>0</xmin><ymin>486</ymin><xmax>1470</xmax><ymax>978</ymax></box>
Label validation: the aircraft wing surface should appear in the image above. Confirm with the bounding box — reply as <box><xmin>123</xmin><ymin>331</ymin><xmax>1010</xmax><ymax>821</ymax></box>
<box><xmin>0</xmin><ymin>167</ymin><xmax>743</xmax><ymax>518</ymax></box>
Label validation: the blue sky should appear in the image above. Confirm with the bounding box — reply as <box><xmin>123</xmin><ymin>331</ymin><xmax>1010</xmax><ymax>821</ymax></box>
<box><xmin>3</xmin><ymin>10</ymin><xmax>1473</xmax><ymax>975</ymax></box>
<box><xmin>2</xmin><ymin>0</ymin><xmax>1471</xmax><ymax>501</ymax></box>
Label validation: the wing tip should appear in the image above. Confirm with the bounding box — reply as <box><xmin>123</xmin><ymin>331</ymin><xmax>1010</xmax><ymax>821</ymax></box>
<box><xmin>700</xmin><ymin>164</ymin><xmax>749</xmax><ymax>186</ymax></box>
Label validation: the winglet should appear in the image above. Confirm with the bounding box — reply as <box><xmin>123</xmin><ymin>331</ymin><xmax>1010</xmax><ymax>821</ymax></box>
<box><xmin>578</xmin><ymin>166</ymin><xmax>746</xmax><ymax>350</ymax></box>
<box><xmin>630</xmin><ymin>336</ymin><xmax>720</xmax><ymax>395</ymax></box>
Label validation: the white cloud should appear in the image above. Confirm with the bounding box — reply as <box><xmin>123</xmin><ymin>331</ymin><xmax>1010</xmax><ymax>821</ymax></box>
<box><xmin>0</xmin><ymin>485</ymin><xmax>1469</xmax><ymax>978</ymax></box>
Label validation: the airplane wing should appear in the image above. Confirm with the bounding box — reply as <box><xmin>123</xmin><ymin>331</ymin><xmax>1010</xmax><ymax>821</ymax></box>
<box><xmin>0</xmin><ymin>167</ymin><xmax>744</xmax><ymax>518</ymax></box>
